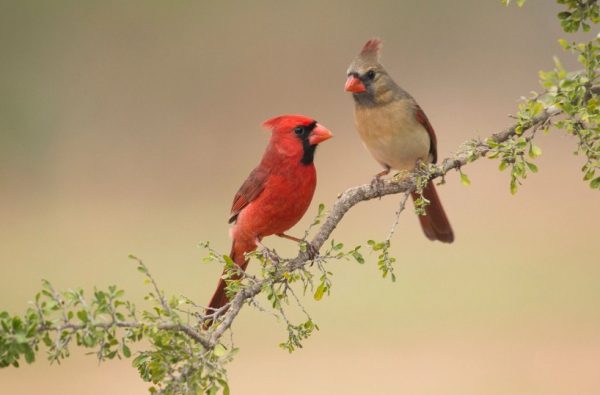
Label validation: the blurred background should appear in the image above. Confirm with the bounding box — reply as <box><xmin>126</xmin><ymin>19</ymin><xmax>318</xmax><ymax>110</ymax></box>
<box><xmin>1</xmin><ymin>1</ymin><xmax>599</xmax><ymax>394</ymax></box>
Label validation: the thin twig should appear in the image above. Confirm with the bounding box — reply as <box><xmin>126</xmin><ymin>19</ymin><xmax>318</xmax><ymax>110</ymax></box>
<box><xmin>386</xmin><ymin>192</ymin><xmax>411</xmax><ymax>241</ymax></box>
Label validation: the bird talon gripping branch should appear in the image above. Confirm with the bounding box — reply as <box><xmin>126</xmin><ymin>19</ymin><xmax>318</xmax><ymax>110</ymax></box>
<box><xmin>277</xmin><ymin>233</ymin><xmax>318</xmax><ymax>260</ymax></box>
<box><xmin>303</xmin><ymin>242</ymin><xmax>319</xmax><ymax>260</ymax></box>
<box><xmin>370</xmin><ymin>174</ymin><xmax>386</xmax><ymax>198</ymax></box>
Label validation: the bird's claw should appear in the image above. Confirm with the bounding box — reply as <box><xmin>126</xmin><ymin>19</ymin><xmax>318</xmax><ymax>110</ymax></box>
<box><xmin>370</xmin><ymin>176</ymin><xmax>385</xmax><ymax>198</ymax></box>
<box><xmin>301</xmin><ymin>241</ymin><xmax>319</xmax><ymax>260</ymax></box>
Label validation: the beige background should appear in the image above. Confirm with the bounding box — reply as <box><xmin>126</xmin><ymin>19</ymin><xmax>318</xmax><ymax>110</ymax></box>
<box><xmin>1</xmin><ymin>1</ymin><xmax>599</xmax><ymax>394</ymax></box>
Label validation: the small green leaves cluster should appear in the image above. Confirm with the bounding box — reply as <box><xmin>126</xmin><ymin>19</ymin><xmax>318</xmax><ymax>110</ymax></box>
<box><xmin>203</xmin><ymin>202</ymin><xmax>381</xmax><ymax>357</ymax></box>
<box><xmin>133</xmin><ymin>257</ymin><xmax>234</xmax><ymax>395</ymax></box>
<box><xmin>260</xmin><ymin>279</ymin><xmax>320</xmax><ymax>353</ymax></box>
<box><xmin>312</xmin><ymin>240</ymin><xmax>365</xmax><ymax>300</ymax></box>
<box><xmin>0</xmin><ymin>305</ymin><xmax>41</xmax><ymax>367</ymax></box>
<box><xmin>552</xmin><ymin>40</ymin><xmax>600</xmax><ymax>188</ymax></box>
<box><xmin>303</xmin><ymin>203</ymin><xmax>326</xmax><ymax>239</ymax></box>
<box><xmin>504</xmin><ymin>0</ymin><xmax>600</xmax><ymax>33</ymax></box>
<box><xmin>486</xmin><ymin>74</ymin><xmax>546</xmax><ymax>195</ymax></box>
<box><xmin>252</xmin><ymin>233</ymin><xmax>366</xmax><ymax>352</ymax></box>
<box><xmin>0</xmin><ymin>279</ymin><xmax>138</xmax><ymax>369</ymax></box>
<box><xmin>367</xmin><ymin>240</ymin><xmax>397</xmax><ymax>282</ymax></box>
<box><xmin>495</xmin><ymin>0</ymin><xmax>600</xmax><ymax>192</ymax></box>
<box><xmin>133</xmin><ymin>333</ymin><xmax>233</xmax><ymax>395</ymax></box>
<box><xmin>487</xmin><ymin>133</ymin><xmax>542</xmax><ymax>195</ymax></box>
<box><xmin>453</xmin><ymin>139</ymin><xmax>485</xmax><ymax>187</ymax></box>
<box><xmin>411</xmin><ymin>164</ymin><xmax>433</xmax><ymax>216</ymax></box>
<box><xmin>556</xmin><ymin>0</ymin><xmax>600</xmax><ymax>32</ymax></box>
<box><xmin>313</xmin><ymin>270</ymin><xmax>332</xmax><ymax>301</ymax></box>
<box><xmin>279</xmin><ymin>319</ymin><xmax>318</xmax><ymax>353</ymax></box>
<box><xmin>544</xmin><ymin>3</ymin><xmax>600</xmax><ymax>188</ymax></box>
<box><xmin>1</xmin><ymin>258</ymin><xmax>235</xmax><ymax>395</ymax></box>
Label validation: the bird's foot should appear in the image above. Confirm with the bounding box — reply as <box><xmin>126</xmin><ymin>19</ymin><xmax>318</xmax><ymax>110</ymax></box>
<box><xmin>302</xmin><ymin>242</ymin><xmax>319</xmax><ymax>261</ymax></box>
<box><xmin>370</xmin><ymin>167</ymin><xmax>391</xmax><ymax>198</ymax></box>
<box><xmin>255</xmin><ymin>238</ymin><xmax>280</xmax><ymax>264</ymax></box>
<box><xmin>370</xmin><ymin>175</ymin><xmax>386</xmax><ymax>198</ymax></box>
<box><xmin>277</xmin><ymin>233</ymin><xmax>319</xmax><ymax>260</ymax></box>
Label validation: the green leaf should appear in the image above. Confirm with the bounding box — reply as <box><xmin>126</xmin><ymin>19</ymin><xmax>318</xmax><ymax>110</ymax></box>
<box><xmin>317</xmin><ymin>203</ymin><xmax>325</xmax><ymax>216</ymax></box>
<box><xmin>526</xmin><ymin>162</ymin><xmax>538</xmax><ymax>173</ymax></box>
<box><xmin>314</xmin><ymin>282</ymin><xmax>326</xmax><ymax>301</ymax></box>
<box><xmin>591</xmin><ymin>177</ymin><xmax>600</xmax><ymax>189</ymax></box>
<box><xmin>23</xmin><ymin>346</ymin><xmax>35</xmax><ymax>364</ymax></box>
<box><xmin>351</xmin><ymin>250</ymin><xmax>365</xmax><ymax>264</ymax></box>
<box><xmin>459</xmin><ymin>171</ymin><xmax>471</xmax><ymax>186</ymax></box>
<box><xmin>213</xmin><ymin>344</ymin><xmax>227</xmax><ymax>357</ymax></box>
<box><xmin>76</xmin><ymin>310</ymin><xmax>88</xmax><ymax>323</ymax></box>
<box><xmin>122</xmin><ymin>344</ymin><xmax>131</xmax><ymax>358</ymax></box>
<box><xmin>529</xmin><ymin>144</ymin><xmax>542</xmax><ymax>158</ymax></box>
<box><xmin>510</xmin><ymin>177</ymin><xmax>518</xmax><ymax>195</ymax></box>
<box><xmin>557</xmin><ymin>11</ymin><xmax>571</xmax><ymax>20</ymax></box>
<box><xmin>136</xmin><ymin>265</ymin><xmax>147</xmax><ymax>275</ymax></box>
<box><xmin>583</xmin><ymin>169</ymin><xmax>595</xmax><ymax>181</ymax></box>
<box><xmin>221</xmin><ymin>380</ymin><xmax>231</xmax><ymax>395</ymax></box>
<box><xmin>223</xmin><ymin>255</ymin><xmax>235</xmax><ymax>267</ymax></box>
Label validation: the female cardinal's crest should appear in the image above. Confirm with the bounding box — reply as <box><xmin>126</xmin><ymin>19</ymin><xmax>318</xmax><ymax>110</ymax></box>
<box><xmin>360</xmin><ymin>38</ymin><xmax>382</xmax><ymax>60</ymax></box>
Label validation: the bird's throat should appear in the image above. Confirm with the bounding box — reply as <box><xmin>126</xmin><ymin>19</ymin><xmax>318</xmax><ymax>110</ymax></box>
<box><xmin>301</xmin><ymin>142</ymin><xmax>317</xmax><ymax>165</ymax></box>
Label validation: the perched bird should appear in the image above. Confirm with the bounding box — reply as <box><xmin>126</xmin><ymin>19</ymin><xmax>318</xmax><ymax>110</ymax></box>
<box><xmin>207</xmin><ymin>115</ymin><xmax>333</xmax><ymax>312</ymax></box>
<box><xmin>345</xmin><ymin>39</ymin><xmax>454</xmax><ymax>243</ymax></box>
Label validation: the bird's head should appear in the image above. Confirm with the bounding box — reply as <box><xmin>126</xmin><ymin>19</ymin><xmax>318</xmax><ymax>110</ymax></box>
<box><xmin>345</xmin><ymin>38</ymin><xmax>398</xmax><ymax>106</ymax></box>
<box><xmin>262</xmin><ymin>115</ymin><xmax>333</xmax><ymax>165</ymax></box>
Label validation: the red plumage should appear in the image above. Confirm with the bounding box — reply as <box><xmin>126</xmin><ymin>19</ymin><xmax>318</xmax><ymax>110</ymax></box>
<box><xmin>207</xmin><ymin>115</ymin><xmax>333</xmax><ymax>314</ymax></box>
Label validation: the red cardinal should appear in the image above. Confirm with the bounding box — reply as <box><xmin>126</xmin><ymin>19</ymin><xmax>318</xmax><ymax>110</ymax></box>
<box><xmin>207</xmin><ymin>115</ymin><xmax>333</xmax><ymax>312</ymax></box>
<box><xmin>345</xmin><ymin>39</ymin><xmax>454</xmax><ymax>243</ymax></box>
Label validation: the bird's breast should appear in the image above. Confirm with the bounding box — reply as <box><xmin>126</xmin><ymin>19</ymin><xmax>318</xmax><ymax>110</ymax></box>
<box><xmin>354</xmin><ymin>99</ymin><xmax>431</xmax><ymax>171</ymax></box>
<box><xmin>233</xmin><ymin>164</ymin><xmax>317</xmax><ymax>240</ymax></box>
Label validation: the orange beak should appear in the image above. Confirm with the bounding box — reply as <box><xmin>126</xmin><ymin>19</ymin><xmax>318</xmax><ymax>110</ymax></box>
<box><xmin>344</xmin><ymin>75</ymin><xmax>366</xmax><ymax>93</ymax></box>
<box><xmin>308</xmin><ymin>123</ymin><xmax>333</xmax><ymax>145</ymax></box>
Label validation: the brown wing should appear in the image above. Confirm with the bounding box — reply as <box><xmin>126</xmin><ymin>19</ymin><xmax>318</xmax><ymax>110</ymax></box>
<box><xmin>414</xmin><ymin>104</ymin><xmax>438</xmax><ymax>164</ymax></box>
<box><xmin>228</xmin><ymin>166</ymin><xmax>270</xmax><ymax>224</ymax></box>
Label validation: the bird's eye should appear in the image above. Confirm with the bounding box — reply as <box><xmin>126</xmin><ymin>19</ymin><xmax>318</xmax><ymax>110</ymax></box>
<box><xmin>366</xmin><ymin>70</ymin><xmax>376</xmax><ymax>80</ymax></box>
<box><xmin>294</xmin><ymin>126</ymin><xmax>304</xmax><ymax>135</ymax></box>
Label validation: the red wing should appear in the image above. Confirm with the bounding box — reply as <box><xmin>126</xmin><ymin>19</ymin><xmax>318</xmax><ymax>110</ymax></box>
<box><xmin>414</xmin><ymin>104</ymin><xmax>438</xmax><ymax>164</ymax></box>
<box><xmin>228</xmin><ymin>166</ymin><xmax>270</xmax><ymax>224</ymax></box>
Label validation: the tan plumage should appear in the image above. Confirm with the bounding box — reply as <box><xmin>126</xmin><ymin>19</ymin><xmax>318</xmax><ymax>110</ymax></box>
<box><xmin>345</xmin><ymin>38</ymin><xmax>454</xmax><ymax>243</ymax></box>
<box><xmin>354</xmin><ymin>99</ymin><xmax>432</xmax><ymax>170</ymax></box>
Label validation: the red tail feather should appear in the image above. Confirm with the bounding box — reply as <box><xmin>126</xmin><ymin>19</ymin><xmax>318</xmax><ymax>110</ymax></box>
<box><xmin>411</xmin><ymin>181</ymin><xmax>454</xmax><ymax>243</ymax></box>
<box><xmin>206</xmin><ymin>240</ymin><xmax>255</xmax><ymax>313</ymax></box>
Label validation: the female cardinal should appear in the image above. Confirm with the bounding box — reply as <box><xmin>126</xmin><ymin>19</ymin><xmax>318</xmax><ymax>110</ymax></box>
<box><xmin>207</xmin><ymin>115</ymin><xmax>333</xmax><ymax>312</ymax></box>
<box><xmin>345</xmin><ymin>39</ymin><xmax>454</xmax><ymax>243</ymax></box>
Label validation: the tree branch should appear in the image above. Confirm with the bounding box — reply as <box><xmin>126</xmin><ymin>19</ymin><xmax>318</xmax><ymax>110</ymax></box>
<box><xmin>206</xmin><ymin>104</ymin><xmax>563</xmax><ymax>345</ymax></box>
